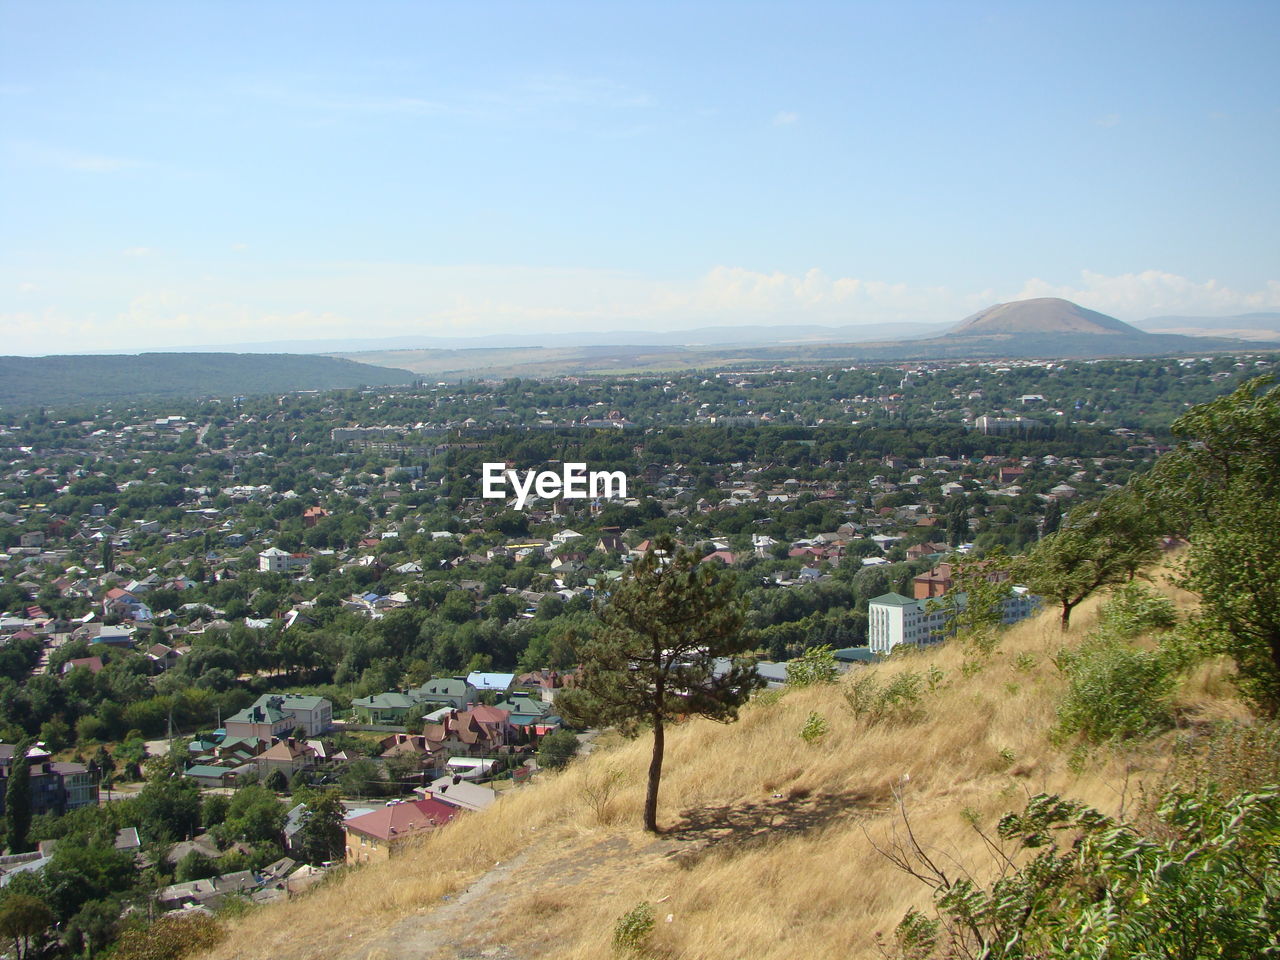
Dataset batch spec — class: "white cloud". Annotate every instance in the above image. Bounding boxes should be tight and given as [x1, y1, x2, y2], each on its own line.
[1010, 270, 1280, 320]
[121, 247, 155, 258]
[3, 264, 1277, 355]
[773, 111, 800, 126]
[1096, 113, 1121, 128]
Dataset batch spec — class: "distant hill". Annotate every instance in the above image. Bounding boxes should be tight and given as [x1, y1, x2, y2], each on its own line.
[1135, 311, 1280, 341]
[946, 297, 1140, 336]
[146, 320, 954, 355]
[0, 353, 415, 409]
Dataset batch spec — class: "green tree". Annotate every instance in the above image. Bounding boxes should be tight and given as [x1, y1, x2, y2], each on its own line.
[1014, 515, 1155, 631]
[536, 729, 581, 770]
[4, 741, 32, 854]
[558, 540, 761, 832]
[1179, 491, 1280, 710]
[929, 550, 1013, 648]
[0, 893, 53, 960]
[292, 790, 346, 865]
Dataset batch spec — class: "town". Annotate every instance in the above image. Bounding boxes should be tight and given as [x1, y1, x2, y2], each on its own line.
[0, 352, 1273, 949]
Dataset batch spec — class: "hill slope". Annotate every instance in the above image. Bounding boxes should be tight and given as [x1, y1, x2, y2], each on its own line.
[0, 354, 415, 408]
[946, 297, 1140, 336]
[200, 575, 1249, 960]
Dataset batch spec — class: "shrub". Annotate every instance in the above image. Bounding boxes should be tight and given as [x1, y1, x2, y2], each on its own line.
[612, 901, 654, 952]
[1097, 581, 1178, 638]
[1056, 635, 1174, 742]
[112, 914, 225, 960]
[843, 670, 928, 725]
[885, 785, 1280, 960]
[536, 729, 581, 770]
[799, 711, 829, 745]
[786, 645, 839, 687]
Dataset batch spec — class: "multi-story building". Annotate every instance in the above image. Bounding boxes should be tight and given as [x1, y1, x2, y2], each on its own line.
[0, 746, 98, 817]
[868, 588, 1038, 656]
[225, 695, 334, 740]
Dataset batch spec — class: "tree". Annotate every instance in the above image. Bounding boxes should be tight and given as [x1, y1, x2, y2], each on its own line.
[536, 729, 580, 770]
[558, 540, 761, 832]
[1135, 376, 1280, 710]
[0, 893, 53, 960]
[1014, 494, 1159, 631]
[1179, 491, 1280, 710]
[293, 791, 346, 865]
[4, 741, 32, 854]
[928, 550, 1013, 647]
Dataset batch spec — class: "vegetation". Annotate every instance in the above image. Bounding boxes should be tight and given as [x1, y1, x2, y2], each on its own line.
[558, 539, 760, 831]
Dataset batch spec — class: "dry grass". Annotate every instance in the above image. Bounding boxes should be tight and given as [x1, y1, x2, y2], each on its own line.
[199, 579, 1251, 960]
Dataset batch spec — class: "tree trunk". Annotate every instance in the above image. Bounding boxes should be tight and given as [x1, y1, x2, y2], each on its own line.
[644, 717, 665, 833]
[1060, 601, 1073, 631]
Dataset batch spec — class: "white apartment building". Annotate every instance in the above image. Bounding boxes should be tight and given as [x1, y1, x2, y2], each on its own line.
[868, 587, 1038, 656]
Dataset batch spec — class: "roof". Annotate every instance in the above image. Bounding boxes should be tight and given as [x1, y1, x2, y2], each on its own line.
[253, 693, 329, 712]
[343, 798, 460, 842]
[226, 704, 288, 725]
[416, 677, 471, 696]
[184, 764, 235, 779]
[466, 671, 515, 690]
[425, 777, 497, 812]
[868, 592, 917, 607]
[352, 692, 420, 710]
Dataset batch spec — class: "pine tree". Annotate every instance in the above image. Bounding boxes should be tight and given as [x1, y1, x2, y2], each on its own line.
[558, 538, 760, 832]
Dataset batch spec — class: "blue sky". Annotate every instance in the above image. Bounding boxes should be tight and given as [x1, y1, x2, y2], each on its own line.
[3, 1, 1278, 354]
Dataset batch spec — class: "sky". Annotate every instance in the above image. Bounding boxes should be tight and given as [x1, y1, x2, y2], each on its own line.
[2, 1, 1279, 355]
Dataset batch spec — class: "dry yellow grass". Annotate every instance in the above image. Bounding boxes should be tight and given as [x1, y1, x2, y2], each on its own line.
[199, 578, 1248, 960]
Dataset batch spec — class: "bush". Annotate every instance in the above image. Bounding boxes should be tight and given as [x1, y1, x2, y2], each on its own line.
[786, 645, 839, 687]
[887, 785, 1280, 959]
[111, 913, 225, 960]
[536, 729, 581, 770]
[1097, 582, 1178, 638]
[799, 711, 829, 745]
[843, 670, 928, 725]
[612, 900, 654, 952]
[1056, 635, 1174, 742]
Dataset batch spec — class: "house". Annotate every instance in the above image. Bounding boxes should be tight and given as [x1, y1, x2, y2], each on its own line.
[183, 764, 247, 789]
[422, 707, 512, 757]
[421, 775, 497, 812]
[61, 656, 105, 675]
[255, 738, 316, 780]
[90, 625, 136, 648]
[412, 677, 475, 712]
[351, 692, 424, 725]
[223, 703, 295, 742]
[258, 548, 311, 574]
[302, 506, 329, 528]
[248, 694, 333, 736]
[343, 798, 461, 864]
[0, 746, 98, 816]
[465, 671, 515, 694]
[492, 695, 560, 735]
[146, 643, 183, 671]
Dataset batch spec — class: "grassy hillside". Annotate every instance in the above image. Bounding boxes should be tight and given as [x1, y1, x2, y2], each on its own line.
[0, 353, 415, 408]
[198, 570, 1258, 960]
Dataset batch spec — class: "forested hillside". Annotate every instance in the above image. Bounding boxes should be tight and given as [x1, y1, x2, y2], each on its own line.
[0, 354, 414, 408]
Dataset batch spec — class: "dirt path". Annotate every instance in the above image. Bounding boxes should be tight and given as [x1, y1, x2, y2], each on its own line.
[354, 851, 533, 960]
[351, 833, 654, 960]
